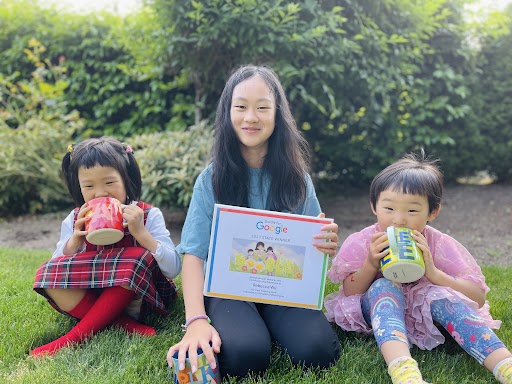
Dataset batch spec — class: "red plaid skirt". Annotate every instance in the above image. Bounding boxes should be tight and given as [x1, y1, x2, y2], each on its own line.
[33, 247, 177, 316]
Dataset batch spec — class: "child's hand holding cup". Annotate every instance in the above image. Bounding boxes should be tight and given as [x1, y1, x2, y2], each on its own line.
[170, 347, 221, 384]
[380, 226, 425, 283]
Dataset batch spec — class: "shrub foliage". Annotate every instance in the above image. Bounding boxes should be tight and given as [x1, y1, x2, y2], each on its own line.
[0, 0, 511, 214]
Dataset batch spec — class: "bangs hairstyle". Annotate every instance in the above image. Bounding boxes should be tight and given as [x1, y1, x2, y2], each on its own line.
[370, 151, 444, 214]
[212, 65, 309, 212]
[62, 137, 142, 206]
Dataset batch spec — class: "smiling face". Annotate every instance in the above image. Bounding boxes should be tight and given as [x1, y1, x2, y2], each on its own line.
[78, 165, 127, 204]
[372, 189, 440, 233]
[230, 75, 276, 165]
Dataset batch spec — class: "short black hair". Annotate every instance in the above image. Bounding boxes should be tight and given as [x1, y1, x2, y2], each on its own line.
[62, 137, 142, 206]
[370, 150, 443, 214]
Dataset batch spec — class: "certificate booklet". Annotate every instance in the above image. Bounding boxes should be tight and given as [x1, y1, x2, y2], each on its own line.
[203, 204, 332, 310]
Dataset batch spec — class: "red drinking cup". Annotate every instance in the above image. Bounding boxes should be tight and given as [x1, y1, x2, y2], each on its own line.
[85, 197, 125, 245]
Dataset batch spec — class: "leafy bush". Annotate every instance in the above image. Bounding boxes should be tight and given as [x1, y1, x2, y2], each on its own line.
[0, 36, 210, 215]
[2, 0, 511, 198]
[133, 121, 213, 209]
[0, 120, 78, 215]
[469, 6, 512, 183]
[0, 119, 213, 215]
[0, 0, 196, 139]
[0, 38, 83, 215]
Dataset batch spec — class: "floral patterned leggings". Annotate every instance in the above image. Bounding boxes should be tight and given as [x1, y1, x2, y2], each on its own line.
[361, 278, 505, 364]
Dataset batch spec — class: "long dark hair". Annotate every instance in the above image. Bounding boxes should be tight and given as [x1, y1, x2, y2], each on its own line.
[212, 65, 309, 211]
[62, 137, 142, 206]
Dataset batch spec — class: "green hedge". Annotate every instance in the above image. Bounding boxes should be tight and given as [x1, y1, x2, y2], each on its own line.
[1, 0, 511, 216]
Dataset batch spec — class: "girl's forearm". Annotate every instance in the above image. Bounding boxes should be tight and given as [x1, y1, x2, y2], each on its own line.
[343, 260, 379, 296]
[182, 254, 207, 319]
[63, 236, 83, 255]
[131, 228, 158, 253]
[431, 271, 486, 308]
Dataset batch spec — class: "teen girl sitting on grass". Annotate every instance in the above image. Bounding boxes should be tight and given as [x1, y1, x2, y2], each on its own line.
[166, 65, 340, 379]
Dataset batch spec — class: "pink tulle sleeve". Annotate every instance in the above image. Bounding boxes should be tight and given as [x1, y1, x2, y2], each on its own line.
[426, 228, 489, 293]
[327, 225, 376, 283]
[324, 225, 378, 334]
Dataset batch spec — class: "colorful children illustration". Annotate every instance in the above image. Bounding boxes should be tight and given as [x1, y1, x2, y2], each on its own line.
[266, 246, 277, 261]
[230, 239, 304, 280]
[254, 242, 266, 262]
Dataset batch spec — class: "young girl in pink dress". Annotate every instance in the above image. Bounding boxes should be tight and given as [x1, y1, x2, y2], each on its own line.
[32, 137, 181, 356]
[325, 151, 512, 383]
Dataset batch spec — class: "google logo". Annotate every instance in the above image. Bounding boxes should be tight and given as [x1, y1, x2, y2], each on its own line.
[256, 221, 288, 235]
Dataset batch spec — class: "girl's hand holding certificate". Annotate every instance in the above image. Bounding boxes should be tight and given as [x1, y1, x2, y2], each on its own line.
[313, 212, 339, 257]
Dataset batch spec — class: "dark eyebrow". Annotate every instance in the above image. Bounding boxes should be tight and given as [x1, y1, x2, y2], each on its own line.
[80, 175, 119, 183]
[381, 198, 423, 206]
[232, 97, 273, 103]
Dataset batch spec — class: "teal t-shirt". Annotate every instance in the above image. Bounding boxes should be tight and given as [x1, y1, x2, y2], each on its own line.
[176, 163, 322, 260]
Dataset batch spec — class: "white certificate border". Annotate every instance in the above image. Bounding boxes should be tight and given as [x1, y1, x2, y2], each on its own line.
[204, 204, 331, 310]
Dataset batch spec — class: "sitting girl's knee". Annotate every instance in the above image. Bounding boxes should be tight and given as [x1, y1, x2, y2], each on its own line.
[368, 278, 404, 302]
[289, 345, 339, 369]
[219, 341, 270, 378]
[370, 277, 395, 290]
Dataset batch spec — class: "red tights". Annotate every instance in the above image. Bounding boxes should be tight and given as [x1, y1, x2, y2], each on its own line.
[31, 286, 155, 356]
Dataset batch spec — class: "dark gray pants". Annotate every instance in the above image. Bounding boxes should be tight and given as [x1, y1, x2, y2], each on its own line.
[205, 297, 341, 378]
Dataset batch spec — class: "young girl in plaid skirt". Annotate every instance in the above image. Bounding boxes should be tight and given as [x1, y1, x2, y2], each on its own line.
[31, 137, 181, 356]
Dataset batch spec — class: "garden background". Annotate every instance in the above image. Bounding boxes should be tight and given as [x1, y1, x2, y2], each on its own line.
[0, 0, 511, 382]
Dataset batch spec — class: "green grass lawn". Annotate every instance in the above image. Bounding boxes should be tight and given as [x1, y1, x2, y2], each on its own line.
[1, 248, 510, 383]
